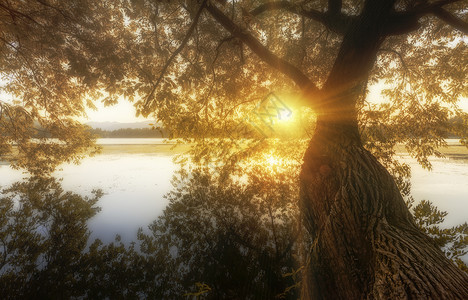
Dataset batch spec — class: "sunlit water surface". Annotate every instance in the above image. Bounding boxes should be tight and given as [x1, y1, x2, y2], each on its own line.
[1, 139, 467, 246]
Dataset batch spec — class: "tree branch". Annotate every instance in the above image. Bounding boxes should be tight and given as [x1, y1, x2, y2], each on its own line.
[250, 1, 300, 16]
[206, 3, 316, 92]
[34, 0, 72, 21]
[0, 3, 42, 25]
[387, 0, 467, 36]
[385, 12, 422, 36]
[432, 7, 468, 35]
[250, 1, 327, 24]
[379, 48, 408, 71]
[144, 0, 207, 109]
[425, 0, 462, 7]
[249, 1, 350, 34]
[328, 0, 342, 15]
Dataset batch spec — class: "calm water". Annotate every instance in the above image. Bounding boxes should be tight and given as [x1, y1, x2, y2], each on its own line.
[1, 138, 467, 244]
[1, 138, 177, 243]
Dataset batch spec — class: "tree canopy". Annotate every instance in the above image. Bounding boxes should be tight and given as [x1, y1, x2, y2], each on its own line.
[1, 0, 467, 174]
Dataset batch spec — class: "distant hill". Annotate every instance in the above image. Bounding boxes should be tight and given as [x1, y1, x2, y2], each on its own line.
[85, 121, 169, 138]
[85, 121, 156, 130]
[89, 127, 169, 138]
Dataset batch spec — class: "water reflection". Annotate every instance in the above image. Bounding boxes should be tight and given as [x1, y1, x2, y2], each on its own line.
[0, 177, 101, 298]
[1, 164, 303, 298]
[143, 158, 303, 299]
[1, 153, 176, 244]
[1, 139, 467, 298]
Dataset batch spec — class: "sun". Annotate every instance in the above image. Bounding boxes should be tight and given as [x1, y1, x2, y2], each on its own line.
[277, 109, 293, 122]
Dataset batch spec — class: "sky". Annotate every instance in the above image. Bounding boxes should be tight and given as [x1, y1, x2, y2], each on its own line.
[82, 87, 468, 123]
[2, 83, 467, 123]
[83, 99, 152, 123]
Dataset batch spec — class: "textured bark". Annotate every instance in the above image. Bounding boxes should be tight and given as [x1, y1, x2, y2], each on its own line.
[299, 1, 468, 297]
[300, 117, 468, 299]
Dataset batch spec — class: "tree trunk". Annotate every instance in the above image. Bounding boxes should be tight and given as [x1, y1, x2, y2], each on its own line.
[300, 108, 468, 299]
[298, 0, 468, 297]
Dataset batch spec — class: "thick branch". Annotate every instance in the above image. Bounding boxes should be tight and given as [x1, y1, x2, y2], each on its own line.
[249, 1, 326, 20]
[144, 0, 207, 108]
[249, 1, 351, 34]
[206, 3, 317, 93]
[385, 12, 422, 36]
[425, 0, 462, 7]
[386, 0, 467, 36]
[328, 0, 342, 15]
[250, 1, 327, 25]
[433, 7, 468, 34]
[249, 1, 291, 16]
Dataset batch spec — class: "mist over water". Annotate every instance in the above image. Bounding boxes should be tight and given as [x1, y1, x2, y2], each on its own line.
[1, 138, 467, 243]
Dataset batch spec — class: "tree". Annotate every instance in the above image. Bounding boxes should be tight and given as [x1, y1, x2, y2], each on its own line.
[1, 0, 468, 298]
[121, 0, 468, 298]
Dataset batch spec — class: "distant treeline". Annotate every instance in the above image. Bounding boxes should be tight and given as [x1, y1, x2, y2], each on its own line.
[89, 128, 169, 138]
[28, 115, 466, 139]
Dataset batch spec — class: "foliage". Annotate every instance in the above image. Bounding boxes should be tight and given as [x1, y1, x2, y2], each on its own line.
[0, 161, 302, 299]
[137, 141, 304, 299]
[0, 177, 101, 299]
[0, 177, 166, 299]
[0, 102, 99, 176]
[412, 200, 468, 270]
[0, 0, 129, 175]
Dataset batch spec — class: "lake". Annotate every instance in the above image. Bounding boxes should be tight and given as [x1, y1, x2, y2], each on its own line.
[1, 138, 467, 246]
